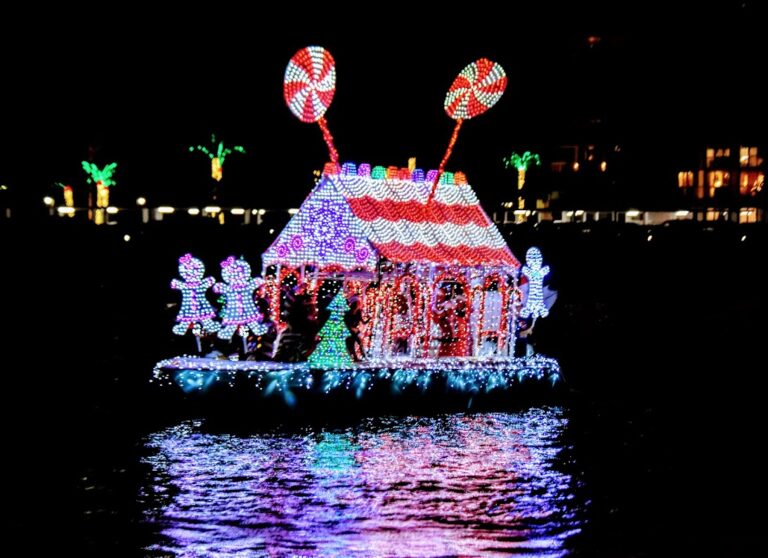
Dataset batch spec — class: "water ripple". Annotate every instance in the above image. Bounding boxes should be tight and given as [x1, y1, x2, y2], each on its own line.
[141, 408, 584, 557]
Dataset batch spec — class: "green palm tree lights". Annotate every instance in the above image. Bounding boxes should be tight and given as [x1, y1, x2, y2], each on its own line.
[82, 161, 117, 208]
[503, 151, 541, 191]
[189, 134, 245, 182]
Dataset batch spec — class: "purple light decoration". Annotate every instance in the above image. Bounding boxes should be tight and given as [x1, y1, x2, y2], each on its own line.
[301, 198, 349, 259]
[213, 256, 268, 340]
[141, 409, 583, 556]
[262, 177, 377, 270]
[170, 253, 220, 336]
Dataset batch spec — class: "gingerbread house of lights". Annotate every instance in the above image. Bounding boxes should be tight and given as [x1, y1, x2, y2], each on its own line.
[153, 46, 561, 402]
[261, 161, 521, 361]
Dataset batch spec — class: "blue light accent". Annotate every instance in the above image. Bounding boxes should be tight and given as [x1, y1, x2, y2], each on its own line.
[155, 355, 561, 400]
[174, 370, 218, 393]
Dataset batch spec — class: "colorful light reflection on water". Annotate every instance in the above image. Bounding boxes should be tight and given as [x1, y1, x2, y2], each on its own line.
[141, 408, 583, 557]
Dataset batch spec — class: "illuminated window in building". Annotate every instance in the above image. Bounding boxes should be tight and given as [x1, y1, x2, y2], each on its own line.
[740, 171, 765, 195]
[707, 148, 732, 167]
[740, 146, 761, 167]
[707, 170, 730, 196]
[706, 149, 715, 168]
[678, 171, 694, 188]
[739, 208, 758, 224]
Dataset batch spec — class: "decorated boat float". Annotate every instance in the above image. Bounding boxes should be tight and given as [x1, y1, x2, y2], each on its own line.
[152, 47, 562, 411]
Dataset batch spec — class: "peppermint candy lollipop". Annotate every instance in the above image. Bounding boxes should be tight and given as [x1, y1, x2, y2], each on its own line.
[444, 58, 507, 120]
[284, 46, 339, 163]
[428, 58, 507, 203]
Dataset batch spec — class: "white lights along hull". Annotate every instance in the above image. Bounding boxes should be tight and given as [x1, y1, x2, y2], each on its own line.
[152, 355, 563, 411]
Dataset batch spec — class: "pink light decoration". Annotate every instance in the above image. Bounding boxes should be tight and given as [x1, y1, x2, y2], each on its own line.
[428, 58, 507, 203]
[284, 46, 339, 163]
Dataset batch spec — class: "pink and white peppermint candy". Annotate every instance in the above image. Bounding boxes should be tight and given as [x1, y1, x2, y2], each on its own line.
[444, 58, 507, 120]
[284, 46, 336, 123]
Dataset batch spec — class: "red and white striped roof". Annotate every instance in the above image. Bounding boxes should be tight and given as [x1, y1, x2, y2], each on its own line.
[331, 163, 519, 268]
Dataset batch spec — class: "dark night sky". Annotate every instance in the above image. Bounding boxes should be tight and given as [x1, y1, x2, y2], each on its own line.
[0, 1, 764, 212]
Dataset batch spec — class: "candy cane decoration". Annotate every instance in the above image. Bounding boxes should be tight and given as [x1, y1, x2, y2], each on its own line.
[283, 46, 339, 164]
[428, 58, 507, 203]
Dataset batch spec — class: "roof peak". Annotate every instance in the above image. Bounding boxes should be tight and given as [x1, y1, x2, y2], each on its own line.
[323, 162, 468, 186]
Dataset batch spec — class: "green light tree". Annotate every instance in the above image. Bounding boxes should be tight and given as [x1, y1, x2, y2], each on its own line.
[82, 161, 118, 208]
[307, 293, 353, 369]
[189, 134, 245, 182]
[503, 151, 541, 191]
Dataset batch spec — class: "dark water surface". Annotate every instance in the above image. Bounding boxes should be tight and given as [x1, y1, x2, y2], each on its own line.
[139, 410, 581, 557]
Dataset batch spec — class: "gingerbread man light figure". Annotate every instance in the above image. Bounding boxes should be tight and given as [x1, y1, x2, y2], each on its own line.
[213, 256, 268, 341]
[170, 253, 220, 337]
[521, 247, 550, 320]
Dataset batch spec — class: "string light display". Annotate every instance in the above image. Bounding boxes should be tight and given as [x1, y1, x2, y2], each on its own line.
[387, 274, 422, 356]
[262, 177, 377, 270]
[503, 151, 541, 191]
[156, 53, 562, 396]
[56, 182, 74, 208]
[444, 58, 507, 120]
[521, 247, 550, 320]
[189, 134, 245, 182]
[153, 354, 561, 400]
[284, 46, 339, 163]
[82, 161, 117, 208]
[265, 164, 517, 269]
[171, 254, 221, 336]
[260, 162, 526, 361]
[307, 292, 354, 369]
[429, 58, 507, 203]
[477, 273, 511, 354]
[213, 256, 268, 340]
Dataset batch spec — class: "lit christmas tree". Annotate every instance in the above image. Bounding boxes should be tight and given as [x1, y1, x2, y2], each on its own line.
[307, 292, 353, 369]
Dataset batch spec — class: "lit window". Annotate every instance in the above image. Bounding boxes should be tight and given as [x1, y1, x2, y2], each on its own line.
[678, 171, 694, 188]
[740, 146, 761, 167]
[707, 170, 730, 197]
[740, 172, 765, 195]
[739, 208, 757, 224]
[706, 148, 715, 168]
